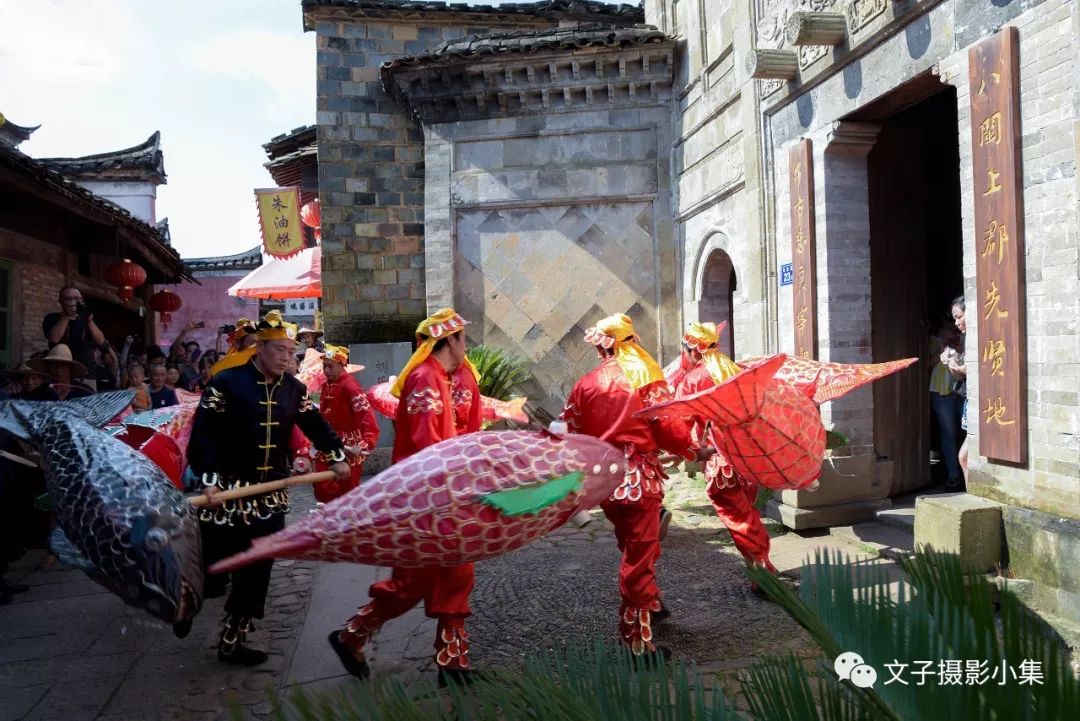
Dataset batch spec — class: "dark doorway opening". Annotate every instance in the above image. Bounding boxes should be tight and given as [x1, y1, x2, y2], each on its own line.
[851, 79, 965, 495]
[699, 248, 736, 358]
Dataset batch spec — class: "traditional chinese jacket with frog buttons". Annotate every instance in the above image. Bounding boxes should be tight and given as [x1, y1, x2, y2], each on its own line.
[392, 356, 482, 463]
[188, 358, 345, 525]
[562, 357, 695, 504]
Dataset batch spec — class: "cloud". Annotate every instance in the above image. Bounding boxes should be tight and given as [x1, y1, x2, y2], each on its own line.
[187, 29, 315, 107]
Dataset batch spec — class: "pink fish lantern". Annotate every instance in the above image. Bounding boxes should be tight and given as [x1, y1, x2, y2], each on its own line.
[638, 354, 916, 490]
[367, 377, 529, 425]
[210, 430, 624, 573]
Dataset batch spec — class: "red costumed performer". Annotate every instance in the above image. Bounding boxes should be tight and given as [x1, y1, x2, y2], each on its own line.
[313, 344, 379, 503]
[328, 308, 484, 685]
[562, 313, 704, 660]
[674, 323, 777, 585]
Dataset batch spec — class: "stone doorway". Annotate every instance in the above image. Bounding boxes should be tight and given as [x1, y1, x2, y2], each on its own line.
[698, 248, 736, 358]
[850, 80, 965, 495]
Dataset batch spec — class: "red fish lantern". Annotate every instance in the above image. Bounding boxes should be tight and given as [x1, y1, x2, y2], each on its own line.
[104, 258, 146, 305]
[149, 288, 182, 330]
[640, 354, 917, 491]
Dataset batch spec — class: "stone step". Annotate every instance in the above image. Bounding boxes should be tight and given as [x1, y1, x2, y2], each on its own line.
[875, 504, 915, 532]
[827, 520, 915, 563]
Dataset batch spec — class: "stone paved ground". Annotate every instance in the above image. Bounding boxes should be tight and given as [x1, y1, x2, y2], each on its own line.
[1, 474, 900, 720]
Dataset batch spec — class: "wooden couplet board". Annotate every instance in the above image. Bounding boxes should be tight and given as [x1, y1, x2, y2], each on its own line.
[789, 139, 817, 359]
[968, 27, 1027, 463]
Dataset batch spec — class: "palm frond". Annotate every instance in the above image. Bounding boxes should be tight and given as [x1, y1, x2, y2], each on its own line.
[467, 345, 533, 401]
[750, 549, 1079, 721]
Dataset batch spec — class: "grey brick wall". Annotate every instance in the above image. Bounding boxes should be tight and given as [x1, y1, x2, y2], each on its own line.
[313, 16, 552, 342]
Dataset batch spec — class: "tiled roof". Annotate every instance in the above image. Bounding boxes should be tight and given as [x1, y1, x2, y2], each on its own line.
[382, 23, 667, 70]
[302, 0, 644, 28]
[185, 245, 263, 272]
[0, 142, 187, 280]
[39, 131, 166, 184]
[263, 125, 316, 160]
[0, 112, 40, 148]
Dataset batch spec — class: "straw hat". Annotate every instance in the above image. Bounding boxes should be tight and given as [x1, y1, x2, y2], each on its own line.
[1, 362, 49, 380]
[297, 326, 323, 338]
[27, 344, 89, 378]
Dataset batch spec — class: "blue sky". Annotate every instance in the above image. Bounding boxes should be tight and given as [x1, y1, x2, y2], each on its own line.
[0, 0, 316, 258]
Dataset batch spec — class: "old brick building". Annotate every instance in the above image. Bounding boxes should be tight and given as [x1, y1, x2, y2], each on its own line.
[0, 118, 187, 367]
[306, 0, 1078, 626]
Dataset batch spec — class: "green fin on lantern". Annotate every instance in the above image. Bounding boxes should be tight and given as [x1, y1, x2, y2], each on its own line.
[479, 472, 583, 516]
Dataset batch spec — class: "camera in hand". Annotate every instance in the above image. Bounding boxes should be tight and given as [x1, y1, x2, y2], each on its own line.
[193, 321, 205, 329]
[218, 324, 236, 334]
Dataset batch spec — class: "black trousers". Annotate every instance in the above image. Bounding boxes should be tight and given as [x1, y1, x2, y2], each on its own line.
[200, 513, 285, 619]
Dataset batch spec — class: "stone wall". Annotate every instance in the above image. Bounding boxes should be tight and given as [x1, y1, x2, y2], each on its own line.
[425, 105, 676, 417]
[760, 0, 1078, 521]
[645, 0, 769, 358]
[311, 14, 550, 343]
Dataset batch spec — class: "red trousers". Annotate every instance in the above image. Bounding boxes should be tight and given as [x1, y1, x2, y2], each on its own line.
[706, 480, 776, 572]
[601, 497, 662, 608]
[366, 563, 475, 619]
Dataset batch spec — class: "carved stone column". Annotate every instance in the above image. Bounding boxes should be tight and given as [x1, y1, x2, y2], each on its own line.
[745, 49, 799, 80]
[785, 11, 848, 46]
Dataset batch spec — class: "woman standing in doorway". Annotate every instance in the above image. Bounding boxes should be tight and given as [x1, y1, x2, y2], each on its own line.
[944, 297, 969, 487]
[929, 318, 965, 487]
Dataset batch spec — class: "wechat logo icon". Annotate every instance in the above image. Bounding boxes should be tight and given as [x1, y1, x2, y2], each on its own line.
[835, 651, 878, 689]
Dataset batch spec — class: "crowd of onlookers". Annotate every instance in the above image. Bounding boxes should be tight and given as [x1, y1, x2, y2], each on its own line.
[2, 286, 227, 410]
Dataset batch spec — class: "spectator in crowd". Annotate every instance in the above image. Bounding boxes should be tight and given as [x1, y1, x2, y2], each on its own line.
[298, 326, 324, 353]
[147, 345, 167, 367]
[42, 286, 104, 389]
[26, 344, 93, 401]
[185, 340, 201, 364]
[191, 355, 214, 393]
[125, 361, 152, 412]
[92, 342, 121, 393]
[165, 365, 181, 389]
[148, 364, 178, 409]
[2, 363, 49, 398]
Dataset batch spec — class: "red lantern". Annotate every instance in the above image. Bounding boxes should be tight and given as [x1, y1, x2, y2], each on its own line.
[300, 199, 320, 229]
[148, 288, 182, 329]
[104, 258, 146, 305]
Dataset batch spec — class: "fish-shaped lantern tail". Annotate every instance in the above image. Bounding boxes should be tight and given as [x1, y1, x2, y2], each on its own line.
[210, 432, 624, 572]
[0, 390, 135, 439]
[0, 390, 204, 632]
[739, 356, 919, 404]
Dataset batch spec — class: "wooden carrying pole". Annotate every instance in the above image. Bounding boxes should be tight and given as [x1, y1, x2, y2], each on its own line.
[186, 471, 337, 508]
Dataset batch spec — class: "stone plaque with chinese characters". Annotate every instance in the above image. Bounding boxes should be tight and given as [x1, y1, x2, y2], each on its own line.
[789, 139, 817, 359]
[969, 27, 1027, 463]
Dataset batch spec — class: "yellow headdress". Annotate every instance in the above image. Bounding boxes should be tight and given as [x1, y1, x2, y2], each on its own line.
[209, 345, 255, 377]
[255, 310, 298, 342]
[228, 317, 257, 349]
[583, 313, 665, 390]
[389, 308, 481, 398]
[681, 320, 740, 384]
[323, 344, 349, 365]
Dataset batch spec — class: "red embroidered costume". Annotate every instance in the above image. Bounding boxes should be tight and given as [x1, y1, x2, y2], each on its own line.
[562, 313, 695, 656]
[332, 308, 483, 682]
[314, 344, 380, 503]
[674, 322, 776, 576]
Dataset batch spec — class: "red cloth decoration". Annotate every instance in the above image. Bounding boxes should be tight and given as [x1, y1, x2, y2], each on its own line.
[114, 424, 184, 489]
[104, 258, 146, 305]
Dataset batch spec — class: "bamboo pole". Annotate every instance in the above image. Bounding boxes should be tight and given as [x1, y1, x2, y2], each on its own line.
[186, 471, 337, 508]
